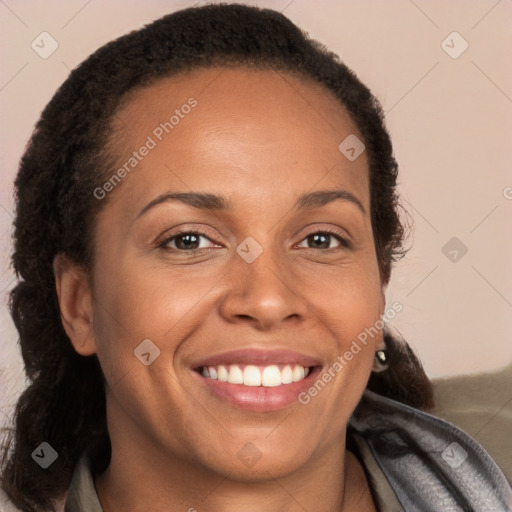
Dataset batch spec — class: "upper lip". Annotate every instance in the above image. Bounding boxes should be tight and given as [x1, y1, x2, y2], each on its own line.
[191, 349, 322, 369]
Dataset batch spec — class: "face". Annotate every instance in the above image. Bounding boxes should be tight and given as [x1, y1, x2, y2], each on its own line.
[59, 67, 386, 480]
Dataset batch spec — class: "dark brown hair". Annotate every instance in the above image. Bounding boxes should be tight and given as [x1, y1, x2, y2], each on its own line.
[1, 4, 433, 511]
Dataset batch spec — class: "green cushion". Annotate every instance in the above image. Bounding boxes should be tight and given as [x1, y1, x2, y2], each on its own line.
[431, 362, 512, 483]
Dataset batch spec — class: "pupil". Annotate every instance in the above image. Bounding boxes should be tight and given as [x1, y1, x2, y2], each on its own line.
[310, 234, 329, 249]
[177, 234, 199, 250]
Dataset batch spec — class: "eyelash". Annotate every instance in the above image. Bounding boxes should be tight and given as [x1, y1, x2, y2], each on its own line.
[157, 227, 351, 252]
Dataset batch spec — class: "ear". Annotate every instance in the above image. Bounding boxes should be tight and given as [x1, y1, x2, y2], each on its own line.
[53, 253, 97, 356]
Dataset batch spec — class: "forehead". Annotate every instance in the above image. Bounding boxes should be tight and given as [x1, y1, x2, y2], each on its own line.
[104, 67, 369, 213]
[113, 66, 361, 144]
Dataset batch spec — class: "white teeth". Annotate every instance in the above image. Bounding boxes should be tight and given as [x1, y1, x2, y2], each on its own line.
[243, 365, 262, 386]
[201, 363, 311, 387]
[292, 365, 305, 382]
[261, 365, 282, 387]
[228, 365, 244, 384]
[281, 365, 293, 384]
[217, 365, 228, 382]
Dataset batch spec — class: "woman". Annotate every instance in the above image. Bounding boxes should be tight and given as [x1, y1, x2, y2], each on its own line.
[1, 4, 510, 511]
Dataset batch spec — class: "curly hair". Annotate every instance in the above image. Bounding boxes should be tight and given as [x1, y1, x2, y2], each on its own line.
[1, 3, 433, 511]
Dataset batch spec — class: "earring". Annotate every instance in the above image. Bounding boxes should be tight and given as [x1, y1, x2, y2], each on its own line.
[372, 349, 389, 373]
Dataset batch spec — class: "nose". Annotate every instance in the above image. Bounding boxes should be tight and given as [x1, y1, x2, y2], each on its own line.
[218, 245, 308, 331]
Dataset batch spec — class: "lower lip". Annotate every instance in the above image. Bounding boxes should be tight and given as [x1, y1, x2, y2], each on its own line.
[194, 367, 320, 412]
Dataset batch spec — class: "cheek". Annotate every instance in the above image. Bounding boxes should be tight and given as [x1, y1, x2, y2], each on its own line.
[293, 263, 382, 447]
[319, 267, 382, 375]
[89, 264, 192, 430]
[294, 256, 382, 384]
[296, 256, 383, 339]
[90, 257, 216, 380]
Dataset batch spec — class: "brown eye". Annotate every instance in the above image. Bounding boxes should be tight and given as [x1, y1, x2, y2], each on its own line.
[159, 231, 219, 251]
[297, 231, 349, 250]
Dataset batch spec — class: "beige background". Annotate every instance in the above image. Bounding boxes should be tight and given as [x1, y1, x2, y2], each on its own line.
[0, 0, 511, 494]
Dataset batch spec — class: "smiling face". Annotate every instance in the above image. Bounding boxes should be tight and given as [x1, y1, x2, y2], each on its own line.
[58, 67, 386, 482]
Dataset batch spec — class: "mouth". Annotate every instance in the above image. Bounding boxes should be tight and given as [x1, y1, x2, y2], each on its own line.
[191, 349, 322, 411]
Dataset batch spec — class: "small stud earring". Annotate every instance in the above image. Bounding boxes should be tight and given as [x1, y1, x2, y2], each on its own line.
[373, 349, 389, 373]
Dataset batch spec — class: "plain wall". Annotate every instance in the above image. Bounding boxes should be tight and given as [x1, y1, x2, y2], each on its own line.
[1, 0, 511, 439]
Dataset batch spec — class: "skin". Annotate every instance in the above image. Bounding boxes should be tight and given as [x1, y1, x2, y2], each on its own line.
[54, 67, 387, 511]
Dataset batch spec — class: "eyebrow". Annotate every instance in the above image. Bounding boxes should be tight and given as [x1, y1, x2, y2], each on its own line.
[136, 188, 366, 219]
